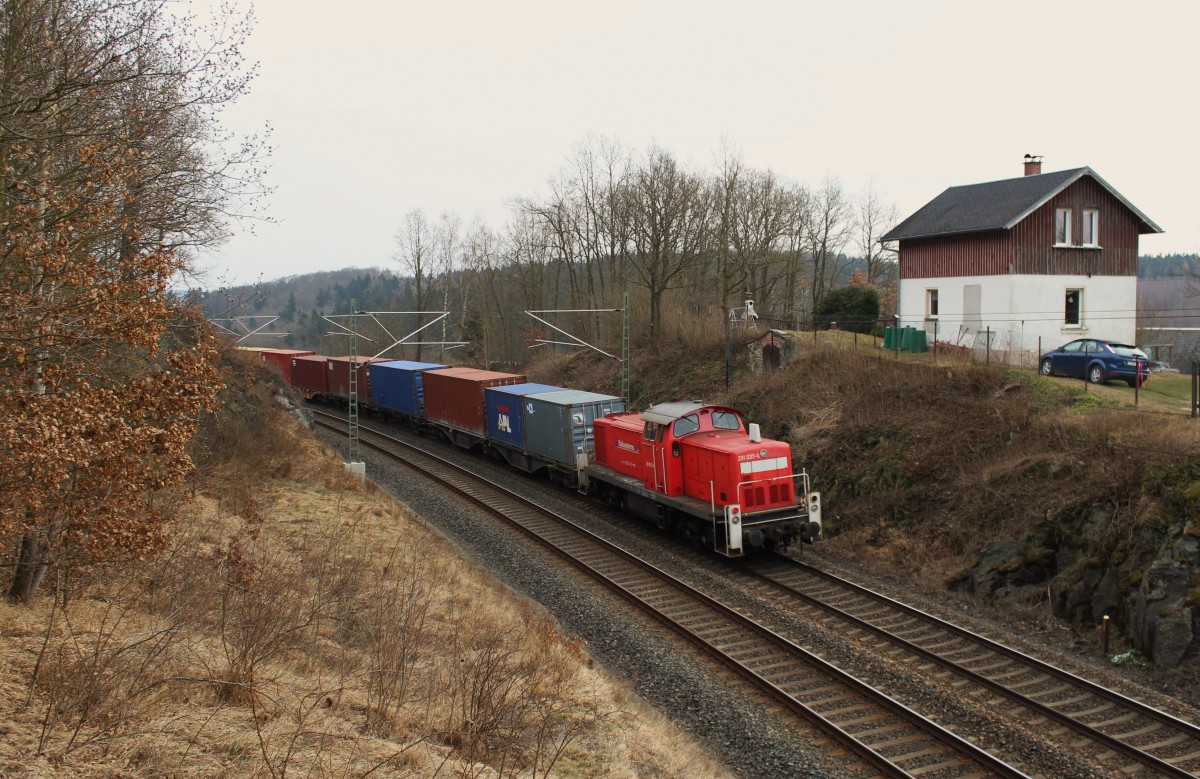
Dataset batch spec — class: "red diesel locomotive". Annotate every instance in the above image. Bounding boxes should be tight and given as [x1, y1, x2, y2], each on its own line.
[584, 401, 821, 555]
[250, 347, 821, 557]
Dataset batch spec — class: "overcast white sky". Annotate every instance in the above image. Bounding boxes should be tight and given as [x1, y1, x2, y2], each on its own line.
[195, 0, 1200, 288]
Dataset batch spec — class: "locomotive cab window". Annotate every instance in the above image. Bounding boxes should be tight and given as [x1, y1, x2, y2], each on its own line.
[673, 414, 700, 437]
[643, 422, 660, 441]
[711, 411, 741, 430]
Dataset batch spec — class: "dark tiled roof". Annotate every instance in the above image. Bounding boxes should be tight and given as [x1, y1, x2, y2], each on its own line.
[882, 167, 1162, 242]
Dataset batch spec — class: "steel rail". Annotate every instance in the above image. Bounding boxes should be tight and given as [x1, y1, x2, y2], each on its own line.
[312, 411, 1028, 779]
[749, 555, 1200, 777]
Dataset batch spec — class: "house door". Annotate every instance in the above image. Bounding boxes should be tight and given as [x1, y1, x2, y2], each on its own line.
[963, 284, 982, 334]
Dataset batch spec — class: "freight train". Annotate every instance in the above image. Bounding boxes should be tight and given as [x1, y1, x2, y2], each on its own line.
[248, 348, 822, 556]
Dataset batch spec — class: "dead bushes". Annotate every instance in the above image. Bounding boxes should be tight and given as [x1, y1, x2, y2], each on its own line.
[731, 341, 1199, 592]
[15, 469, 605, 777]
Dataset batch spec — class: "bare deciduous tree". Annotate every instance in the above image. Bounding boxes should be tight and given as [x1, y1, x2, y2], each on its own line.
[1, 0, 264, 601]
[392, 209, 432, 360]
[779, 184, 812, 324]
[625, 147, 709, 346]
[805, 177, 854, 318]
[856, 184, 899, 287]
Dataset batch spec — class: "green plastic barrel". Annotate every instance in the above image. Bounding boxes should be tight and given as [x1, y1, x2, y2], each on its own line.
[884, 327, 895, 349]
[909, 328, 928, 353]
[899, 326, 914, 351]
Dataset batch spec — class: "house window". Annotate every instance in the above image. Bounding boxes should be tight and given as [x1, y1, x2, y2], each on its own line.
[1081, 209, 1099, 246]
[1065, 288, 1082, 326]
[925, 288, 939, 318]
[1055, 208, 1072, 245]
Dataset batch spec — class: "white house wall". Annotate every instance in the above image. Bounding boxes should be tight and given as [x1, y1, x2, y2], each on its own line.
[899, 275, 1137, 363]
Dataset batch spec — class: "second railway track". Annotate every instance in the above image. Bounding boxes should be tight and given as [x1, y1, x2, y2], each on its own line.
[314, 409, 1027, 778]
[739, 555, 1200, 778]
[314, 408, 1200, 777]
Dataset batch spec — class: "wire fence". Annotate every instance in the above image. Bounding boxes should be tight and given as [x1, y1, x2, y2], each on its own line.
[740, 314, 1200, 421]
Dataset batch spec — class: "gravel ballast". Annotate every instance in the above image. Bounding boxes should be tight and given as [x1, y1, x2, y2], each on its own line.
[321, 421, 1200, 779]
[321, 427, 857, 779]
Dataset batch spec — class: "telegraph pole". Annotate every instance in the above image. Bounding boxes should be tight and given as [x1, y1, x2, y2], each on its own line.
[347, 300, 361, 470]
[622, 291, 630, 401]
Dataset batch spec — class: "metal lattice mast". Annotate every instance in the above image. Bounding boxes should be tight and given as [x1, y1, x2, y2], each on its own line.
[347, 300, 360, 462]
[622, 291, 630, 401]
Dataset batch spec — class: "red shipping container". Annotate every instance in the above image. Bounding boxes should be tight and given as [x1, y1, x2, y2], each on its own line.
[423, 368, 526, 437]
[290, 355, 329, 395]
[260, 349, 315, 384]
[326, 356, 383, 404]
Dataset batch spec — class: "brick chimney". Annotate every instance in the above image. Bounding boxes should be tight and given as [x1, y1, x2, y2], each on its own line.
[1023, 154, 1043, 176]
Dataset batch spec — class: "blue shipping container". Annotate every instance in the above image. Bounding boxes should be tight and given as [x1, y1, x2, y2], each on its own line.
[369, 360, 449, 417]
[523, 389, 626, 468]
[485, 383, 564, 450]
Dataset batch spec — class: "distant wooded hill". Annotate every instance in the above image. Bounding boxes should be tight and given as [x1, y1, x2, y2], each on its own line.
[199, 254, 1198, 357]
[199, 267, 403, 351]
[1140, 254, 1200, 279]
[1139, 254, 1199, 328]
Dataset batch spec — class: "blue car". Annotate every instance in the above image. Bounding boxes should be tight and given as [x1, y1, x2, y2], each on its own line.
[1039, 339, 1150, 387]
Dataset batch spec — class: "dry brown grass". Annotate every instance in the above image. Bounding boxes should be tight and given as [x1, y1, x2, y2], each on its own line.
[1, 366, 733, 778]
[721, 339, 1200, 594]
[527, 330, 1198, 597]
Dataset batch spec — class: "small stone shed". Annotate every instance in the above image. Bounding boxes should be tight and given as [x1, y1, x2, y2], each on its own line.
[748, 329, 801, 374]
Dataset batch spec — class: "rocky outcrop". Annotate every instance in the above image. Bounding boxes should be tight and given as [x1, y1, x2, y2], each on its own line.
[1129, 545, 1197, 669]
[954, 509, 1199, 670]
[277, 392, 314, 429]
[951, 527, 1057, 604]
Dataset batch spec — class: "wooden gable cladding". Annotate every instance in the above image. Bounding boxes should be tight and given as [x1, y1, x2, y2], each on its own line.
[899, 230, 1010, 280]
[899, 176, 1141, 280]
[1010, 177, 1139, 276]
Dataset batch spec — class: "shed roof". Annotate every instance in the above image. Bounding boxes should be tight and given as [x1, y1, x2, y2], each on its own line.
[881, 168, 1162, 242]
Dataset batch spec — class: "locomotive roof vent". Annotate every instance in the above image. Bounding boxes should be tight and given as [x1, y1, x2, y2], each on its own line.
[748, 423, 762, 443]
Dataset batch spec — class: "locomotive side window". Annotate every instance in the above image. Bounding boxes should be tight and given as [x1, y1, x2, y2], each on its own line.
[711, 411, 741, 430]
[673, 414, 700, 437]
[643, 422, 659, 441]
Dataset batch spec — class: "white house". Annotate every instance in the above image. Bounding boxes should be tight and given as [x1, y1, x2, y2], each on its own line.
[881, 157, 1162, 361]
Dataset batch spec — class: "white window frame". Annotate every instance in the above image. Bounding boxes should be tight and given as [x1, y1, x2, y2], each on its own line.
[1064, 288, 1083, 327]
[1081, 209, 1099, 247]
[1054, 208, 1072, 246]
[925, 288, 939, 319]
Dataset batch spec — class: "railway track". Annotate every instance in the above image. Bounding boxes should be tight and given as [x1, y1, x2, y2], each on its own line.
[313, 410, 1027, 778]
[738, 556, 1200, 778]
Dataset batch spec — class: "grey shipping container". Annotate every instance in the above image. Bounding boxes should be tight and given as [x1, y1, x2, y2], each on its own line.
[522, 389, 626, 469]
[369, 360, 449, 417]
